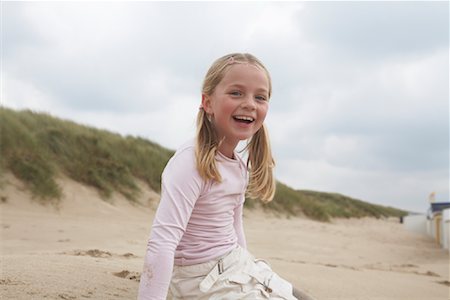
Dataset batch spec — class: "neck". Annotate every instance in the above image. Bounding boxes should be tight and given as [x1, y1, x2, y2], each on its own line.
[217, 138, 238, 159]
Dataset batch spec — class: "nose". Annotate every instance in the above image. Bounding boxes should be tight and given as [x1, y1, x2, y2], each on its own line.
[241, 95, 256, 110]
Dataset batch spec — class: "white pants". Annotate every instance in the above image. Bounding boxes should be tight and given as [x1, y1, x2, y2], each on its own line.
[169, 246, 298, 300]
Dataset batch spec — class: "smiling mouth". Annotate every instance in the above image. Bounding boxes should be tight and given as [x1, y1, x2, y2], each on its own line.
[233, 115, 255, 124]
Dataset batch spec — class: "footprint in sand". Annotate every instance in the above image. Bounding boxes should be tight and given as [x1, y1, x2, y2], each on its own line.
[364, 263, 440, 277]
[62, 249, 113, 258]
[81, 291, 94, 298]
[113, 270, 141, 282]
[58, 293, 76, 299]
[57, 238, 71, 243]
[0, 278, 25, 285]
[61, 249, 138, 259]
[399, 263, 418, 268]
[421, 270, 440, 277]
[121, 252, 138, 258]
[437, 280, 450, 286]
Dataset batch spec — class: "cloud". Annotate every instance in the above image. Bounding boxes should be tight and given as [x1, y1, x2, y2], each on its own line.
[57, 94, 199, 150]
[3, 1, 448, 212]
[275, 158, 448, 213]
[298, 2, 449, 60]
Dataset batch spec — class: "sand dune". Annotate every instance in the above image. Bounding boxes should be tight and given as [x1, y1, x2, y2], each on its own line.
[1, 174, 448, 299]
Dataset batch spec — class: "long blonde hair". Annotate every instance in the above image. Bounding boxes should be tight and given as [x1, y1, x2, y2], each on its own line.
[196, 53, 275, 203]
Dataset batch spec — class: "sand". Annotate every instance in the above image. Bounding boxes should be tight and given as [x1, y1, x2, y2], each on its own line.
[1, 174, 449, 300]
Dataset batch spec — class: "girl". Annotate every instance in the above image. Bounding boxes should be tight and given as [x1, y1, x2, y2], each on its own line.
[138, 53, 311, 299]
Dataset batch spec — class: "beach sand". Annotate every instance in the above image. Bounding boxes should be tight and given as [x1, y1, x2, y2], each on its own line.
[1, 174, 449, 300]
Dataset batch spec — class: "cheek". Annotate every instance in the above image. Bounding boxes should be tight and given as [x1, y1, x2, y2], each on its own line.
[224, 101, 237, 114]
[257, 105, 269, 122]
[214, 99, 233, 115]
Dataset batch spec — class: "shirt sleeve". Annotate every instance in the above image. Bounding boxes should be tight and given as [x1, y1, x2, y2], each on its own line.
[138, 149, 204, 300]
[233, 195, 247, 249]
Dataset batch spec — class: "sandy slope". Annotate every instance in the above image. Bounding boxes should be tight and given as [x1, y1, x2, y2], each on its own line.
[1, 174, 449, 300]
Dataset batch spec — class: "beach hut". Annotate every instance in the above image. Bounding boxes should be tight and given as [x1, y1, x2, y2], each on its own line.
[442, 208, 450, 250]
[426, 202, 450, 249]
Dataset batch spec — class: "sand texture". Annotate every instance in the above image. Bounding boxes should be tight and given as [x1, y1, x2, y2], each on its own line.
[1, 174, 449, 300]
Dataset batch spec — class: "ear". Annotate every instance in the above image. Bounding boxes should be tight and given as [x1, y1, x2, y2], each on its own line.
[201, 94, 213, 115]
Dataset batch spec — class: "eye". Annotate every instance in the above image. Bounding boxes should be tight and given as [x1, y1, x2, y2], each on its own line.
[229, 91, 242, 97]
[255, 95, 268, 101]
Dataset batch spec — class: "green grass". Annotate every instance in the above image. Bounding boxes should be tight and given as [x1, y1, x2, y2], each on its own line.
[1, 107, 408, 221]
[0, 107, 173, 202]
[244, 183, 406, 222]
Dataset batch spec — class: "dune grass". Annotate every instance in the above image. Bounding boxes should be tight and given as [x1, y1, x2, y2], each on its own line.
[1, 107, 407, 220]
[0, 107, 173, 202]
[244, 182, 406, 222]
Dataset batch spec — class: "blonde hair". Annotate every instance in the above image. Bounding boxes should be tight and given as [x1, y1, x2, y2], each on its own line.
[196, 53, 276, 203]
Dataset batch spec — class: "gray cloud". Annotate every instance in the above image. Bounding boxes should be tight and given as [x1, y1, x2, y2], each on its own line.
[298, 2, 449, 60]
[4, 1, 448, 212]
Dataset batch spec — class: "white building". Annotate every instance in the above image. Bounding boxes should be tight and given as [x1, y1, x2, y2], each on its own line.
[426, 202, 450, 250]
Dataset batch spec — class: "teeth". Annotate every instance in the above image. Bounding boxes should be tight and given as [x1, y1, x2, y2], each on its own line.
[234, 115, 254, 122]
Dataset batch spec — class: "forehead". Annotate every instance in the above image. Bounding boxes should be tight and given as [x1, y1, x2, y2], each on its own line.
[219, 64, 269, 92]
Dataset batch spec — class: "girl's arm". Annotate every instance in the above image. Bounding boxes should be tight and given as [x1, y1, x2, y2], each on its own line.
[138, 149, 203, 300]
[233, 196, 247, 249]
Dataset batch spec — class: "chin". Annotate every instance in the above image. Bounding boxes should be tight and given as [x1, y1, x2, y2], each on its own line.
[227, 129, 258, 142]
[236, 133, 255, 141]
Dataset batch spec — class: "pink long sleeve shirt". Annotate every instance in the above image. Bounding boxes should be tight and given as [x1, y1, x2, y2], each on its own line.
[138, 140, 248, 299]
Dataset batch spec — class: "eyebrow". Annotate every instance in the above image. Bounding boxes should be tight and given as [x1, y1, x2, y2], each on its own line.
[227, 84, 269, 94]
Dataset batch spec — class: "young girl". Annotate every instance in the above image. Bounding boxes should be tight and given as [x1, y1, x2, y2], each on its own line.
[138, 53, 310, 300]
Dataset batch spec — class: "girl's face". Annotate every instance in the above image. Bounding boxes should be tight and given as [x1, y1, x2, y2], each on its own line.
[202, 63, 270, 153]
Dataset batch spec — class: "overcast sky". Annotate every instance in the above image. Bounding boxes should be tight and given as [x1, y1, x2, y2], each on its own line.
[3, 1, 449, 213]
